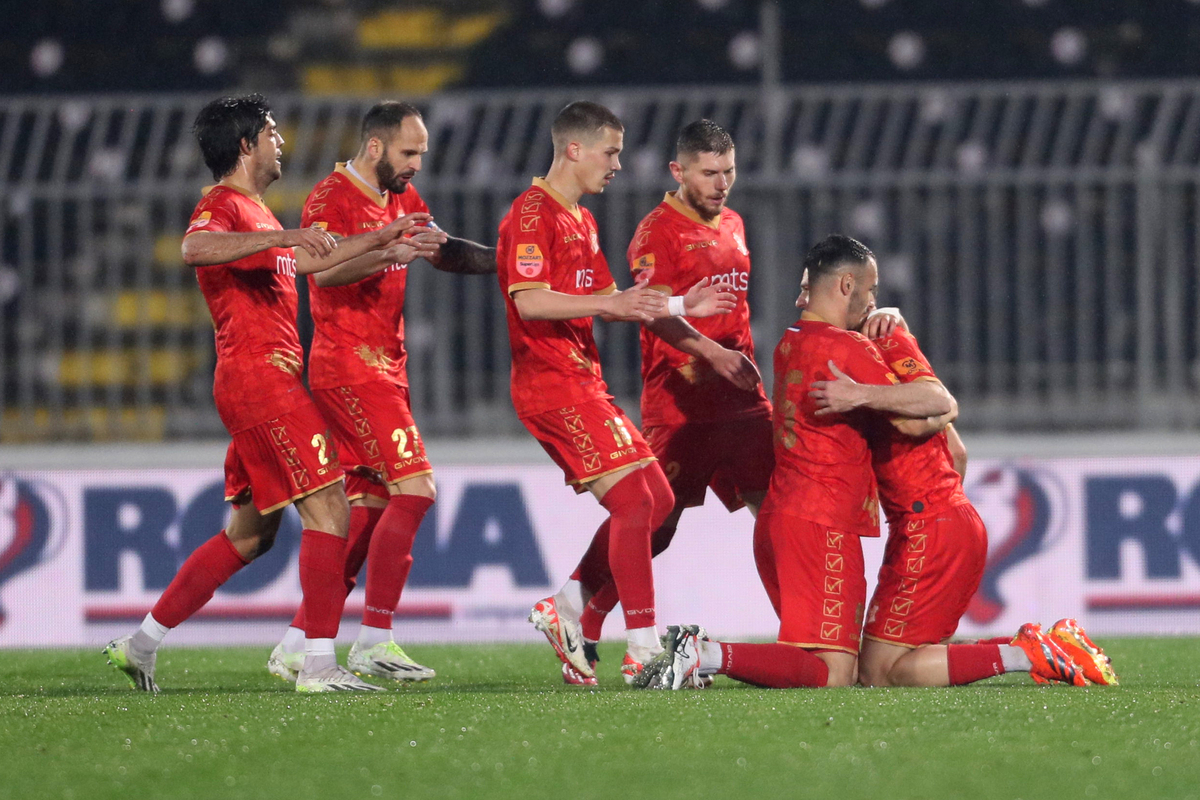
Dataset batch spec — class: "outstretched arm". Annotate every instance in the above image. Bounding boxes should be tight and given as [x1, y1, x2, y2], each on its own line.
[183, 227, 337, 267]
[513, 283, 666, 323]
[427, 236, 497, 275]
[811, 362, 955, 418]
[645, 317, 761, 391]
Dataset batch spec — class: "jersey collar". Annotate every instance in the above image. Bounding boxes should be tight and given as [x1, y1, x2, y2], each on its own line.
[204, 182, 269, 212]
[532, 177, 583, 222]
[336, 161, 389, 208]
[663, 191, 721, 230]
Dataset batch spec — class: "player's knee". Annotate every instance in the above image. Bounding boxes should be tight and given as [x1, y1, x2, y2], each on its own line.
[642, 466, 675, 528]
[393, 473, 436, 502]
[249, 528, 278, 559]
[856, 657, 894, 688]
[816, 652, 858, 687]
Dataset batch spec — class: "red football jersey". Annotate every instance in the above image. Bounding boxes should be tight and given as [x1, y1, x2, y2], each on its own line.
[628, 192, 771, 426]
[302, 163, 431, 390]
[868, 328, 969, 523]
[497, 178, 616, 417]
[186, 184, 309, 434]
[761, 317, 899, 536]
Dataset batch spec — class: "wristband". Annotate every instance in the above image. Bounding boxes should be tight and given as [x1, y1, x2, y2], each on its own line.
[668, 295, 687, 317]
[869, 306, 901, 319]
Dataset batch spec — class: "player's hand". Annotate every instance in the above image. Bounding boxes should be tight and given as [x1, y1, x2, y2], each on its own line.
[607, 276, 668, 322]
[861, 307, 906, 339]
[682, 277, 737, 318]
[708, 347, 761, 391]
[810, 361, 869, 415]
[382, 228, 447, 265]
[282, 226, 337, 258]
[377, 212, 434, 246]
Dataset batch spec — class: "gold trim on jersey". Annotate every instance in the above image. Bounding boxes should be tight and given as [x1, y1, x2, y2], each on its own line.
[800, 310, 832, 324]
[862, 633, 920, 650]
[532, 177, 583, 222]
[592, 282, 617, 296]
[568, 456, 658, 487]
[204, 182, 271, 212]
[335, 162, 390, 209]
[508, 280, 552, 296]
[236, 473, 347, 515]
[663, 190, 721, 230]
[777, 639, 860, 655]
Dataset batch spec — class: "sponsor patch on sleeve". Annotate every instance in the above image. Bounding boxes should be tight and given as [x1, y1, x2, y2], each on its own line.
[631, 252, 656, 283]
[515, 243, 544, 278]
[186, 211, 212, 232]
[889, 357, 933, 377]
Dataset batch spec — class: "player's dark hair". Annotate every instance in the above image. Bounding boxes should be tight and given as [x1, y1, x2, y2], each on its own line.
[676, 119, 734, 160]
[551, 101, 623, 151]
[803, 234, 875, 286]
[361, 100, 423, 143]
[193, 94, 273, 181]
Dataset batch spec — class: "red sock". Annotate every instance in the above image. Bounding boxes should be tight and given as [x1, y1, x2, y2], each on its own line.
[151, 531, 249, 628]
[640, 463, 676, 531]
[581, 584, 618, 641]
[362, 494, 434, 629]
[290, 505, 382, 631]
[975, 636, 1012, 645]
[298, 529, 348, 639]
[947, 644, 1005, 684]
[571, 518, 611, 592]
[600, 470, 656, 630]
[579, 523, 677, 641]
[718, 642, 829, 688]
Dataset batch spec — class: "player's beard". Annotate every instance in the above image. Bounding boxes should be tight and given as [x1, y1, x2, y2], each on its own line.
[681, 183, 722, 221]
[376, 153, 412, 194]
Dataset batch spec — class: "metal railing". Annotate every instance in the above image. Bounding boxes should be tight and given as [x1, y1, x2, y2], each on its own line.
[3, 80, 1200, 441]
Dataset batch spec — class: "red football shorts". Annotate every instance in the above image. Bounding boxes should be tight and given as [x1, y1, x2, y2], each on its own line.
[224, 401, 344, 513]
[311, 381, 433, 503]
[864, 503, 988, 648]
[521, 398, 655, 491]
[756, 510, 867, 655]
[644, 414, 774, 512]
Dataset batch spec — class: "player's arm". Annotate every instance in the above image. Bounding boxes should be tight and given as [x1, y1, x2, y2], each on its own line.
[811, 361, 955, 419]
[945, 423, 967, 478]
[512, 282, 666, 322]
[182, 227, 337, 267]
[645, 317, 760, 391]
[295, 212, 436, 276]
[426, 236, 497, 275]
[312, 227, 446, 287]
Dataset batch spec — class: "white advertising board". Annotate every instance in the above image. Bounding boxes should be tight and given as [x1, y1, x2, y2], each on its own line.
[1, 457, 1198, 648]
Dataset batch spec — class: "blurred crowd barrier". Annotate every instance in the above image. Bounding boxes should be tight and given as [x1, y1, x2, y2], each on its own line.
[4, 81, 1200, 443]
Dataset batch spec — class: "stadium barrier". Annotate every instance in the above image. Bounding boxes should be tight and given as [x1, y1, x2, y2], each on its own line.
[5, 80, 1200, 443]
[2, 455, 1199, 648]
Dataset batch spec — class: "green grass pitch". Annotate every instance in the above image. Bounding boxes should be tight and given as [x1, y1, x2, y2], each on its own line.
[1, 638, 1197, 800]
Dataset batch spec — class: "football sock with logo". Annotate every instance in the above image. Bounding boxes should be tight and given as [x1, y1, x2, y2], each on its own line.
[579, 522, 678, 641]
[362, 494, 433, 630]
[946, 644, 1007, 684]
[289, 505, 382, 636]
[717, 642, 830, 688]
[600, 470, 657, 631]
[298, 529, 348, 640]
[149, 531, 250, 630]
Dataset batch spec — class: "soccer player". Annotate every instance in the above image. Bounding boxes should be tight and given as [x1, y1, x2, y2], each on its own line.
[497, 101, 736, 683]
[808, 282, 1117, 688]
[103, 94, 436, 693]
[565, 120, 772, 683]
[649, 234, 955, 690]
[267, 101, 495, 684]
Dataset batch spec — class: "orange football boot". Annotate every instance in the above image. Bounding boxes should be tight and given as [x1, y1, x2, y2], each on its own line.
[1049, 618, 1119, 686]
[1011, 623, 1089, 686]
